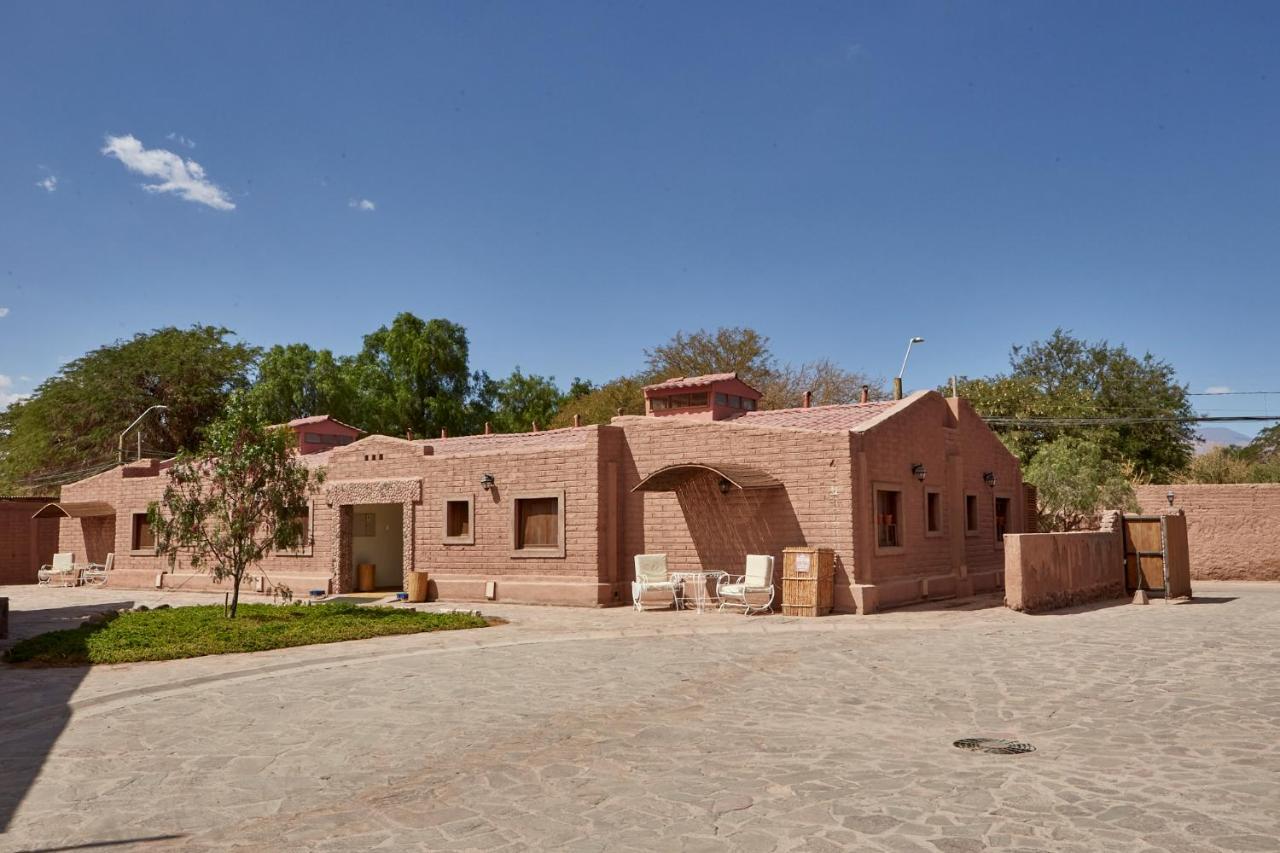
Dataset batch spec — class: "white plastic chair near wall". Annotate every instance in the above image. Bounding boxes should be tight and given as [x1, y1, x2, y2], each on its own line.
[37, 552, 78, 587]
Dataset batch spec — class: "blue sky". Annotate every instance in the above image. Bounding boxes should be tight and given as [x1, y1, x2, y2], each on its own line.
[2, 1, 1278, 427]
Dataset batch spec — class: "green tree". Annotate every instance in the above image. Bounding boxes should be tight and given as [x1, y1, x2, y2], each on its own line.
[488, 368, 565, 433]
[349, 313, 477, 438]
[550, 376, 647, 427]
[148, 394, 323, 618]
[250, 343, 358, 426]
[1025, 436, 1137, 531]
[0, 326, 257, 491]
[643, 326, 775, 387]
[956, 329, 1195, 482]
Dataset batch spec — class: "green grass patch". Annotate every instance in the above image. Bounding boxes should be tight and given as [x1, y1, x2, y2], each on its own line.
[4, 603, 488, 667]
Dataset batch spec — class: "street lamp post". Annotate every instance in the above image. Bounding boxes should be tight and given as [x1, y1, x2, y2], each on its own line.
[893, 337, 925, 400]
[118, 405, 169, 465]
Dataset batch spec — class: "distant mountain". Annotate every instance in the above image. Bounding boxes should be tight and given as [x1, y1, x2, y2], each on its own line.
[1195, 427, 1253, 455]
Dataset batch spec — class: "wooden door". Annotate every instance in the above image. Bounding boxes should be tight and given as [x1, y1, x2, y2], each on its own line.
[1123, 516, 1166, 592]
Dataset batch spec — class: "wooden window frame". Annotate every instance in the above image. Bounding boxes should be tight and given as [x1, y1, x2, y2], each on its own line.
[872, 482, 905, 555]
[994, 494, 1013, 548]
[510, 489, 566, 558]
[964, 492, 980, 537]
[130, 512, 157, 555]
[442, 494, 475, 545]
[924, 488, 944, 538]
[278, 500, 315, 557]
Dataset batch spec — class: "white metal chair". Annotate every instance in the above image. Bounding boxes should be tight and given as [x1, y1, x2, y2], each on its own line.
[37, 552, 79, 587]
[632, 554, 681, 611]
[717, 555, 775, 614]
[81, 553, 114, 587]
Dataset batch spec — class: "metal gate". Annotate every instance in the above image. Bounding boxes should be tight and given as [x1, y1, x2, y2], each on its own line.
[1122, 514, 1193, 598]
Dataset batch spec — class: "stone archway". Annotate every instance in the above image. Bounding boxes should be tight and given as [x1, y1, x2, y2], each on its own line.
[326, 479, 421, 594]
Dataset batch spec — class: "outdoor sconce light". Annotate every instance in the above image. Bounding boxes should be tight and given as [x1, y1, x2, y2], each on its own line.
[718, 478, 732, 495]
[911, 463, 927, 482]
[480, 473, 496, 491]
[983, 472, 997, 489]
[1166, 490, 1175, 507]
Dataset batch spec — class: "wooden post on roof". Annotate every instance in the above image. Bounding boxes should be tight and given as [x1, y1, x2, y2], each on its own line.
[860, 385, 870, 404]
[484, 422, 492, 435]
[440, 428, 448, 439]
[573, 414, 581, 428]
[802, 391, 812, 409]
[406, 429, 414, 441]
[531, 420, 539, 433]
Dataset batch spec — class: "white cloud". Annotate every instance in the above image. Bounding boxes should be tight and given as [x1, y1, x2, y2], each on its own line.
[0, 375, 25, 408]
[36, 174, 57, 192]
[101, 134, 235, 211]
[166, 132, 197, 149]
[1204, 386, 1232, 394]
[0, 307, 9, 317]
[348, 198, 376, 212]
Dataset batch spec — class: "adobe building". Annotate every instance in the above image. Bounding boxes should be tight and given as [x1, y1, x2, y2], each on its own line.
[45, 376, 1025, 613]
[0, 497, 58, 584]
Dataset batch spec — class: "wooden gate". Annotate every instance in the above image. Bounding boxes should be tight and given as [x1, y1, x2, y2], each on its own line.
[1122, 514, 1193, 598]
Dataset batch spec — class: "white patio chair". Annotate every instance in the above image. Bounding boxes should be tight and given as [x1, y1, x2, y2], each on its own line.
[632, 554, 681, 611]
[81, 553, 114, 588]
[37, 553, 79, 587]
[717, 555, 775, 614]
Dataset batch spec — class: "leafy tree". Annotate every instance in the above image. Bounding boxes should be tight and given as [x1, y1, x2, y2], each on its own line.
[1179, 442, 1280, 484]
[1246, 424, 1280, 462]
[0, 326, 257, 491]
[148, 394, 322, 618]
[1024, 437, 1137, 531]
[758, 359, 887, 408]
[349, 313, 477, 438]
[550, 376, 647, 427]
[487, 368, 565, 433]
[955, 329, 1195, 482]
[644, 327, 776, 387]
[250, 343, 359, 426]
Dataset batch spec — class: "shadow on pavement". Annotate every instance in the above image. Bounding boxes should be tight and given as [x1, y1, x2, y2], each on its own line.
[16, 834, 186, 852]
[0, 599, 136, 834]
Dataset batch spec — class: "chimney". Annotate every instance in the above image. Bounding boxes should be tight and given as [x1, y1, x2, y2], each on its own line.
[802, 391, 812, 409]
[531, 420, 539, 433]
[860, 385, 870, 404]
[406, 428, 414, 441]
[484, 422, 492, 435]
[892, 378, 903, 400]
[616, 407, 624, 417]
[440, 428, 448, 439]
[573, 414, 581, 428]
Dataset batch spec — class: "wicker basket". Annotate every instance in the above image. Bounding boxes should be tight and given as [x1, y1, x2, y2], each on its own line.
[781, 547, 835, 616]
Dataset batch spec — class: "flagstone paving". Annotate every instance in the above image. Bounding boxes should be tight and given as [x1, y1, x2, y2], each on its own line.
[1, 582, 1277, 851]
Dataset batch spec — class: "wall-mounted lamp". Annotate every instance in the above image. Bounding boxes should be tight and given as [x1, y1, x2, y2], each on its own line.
[480, 473, 496, 491]
[1166, 490, 1175, 507]
[718, 478, 732, 495]
[983, 472, 997, 489]
[911, 463, 927, 482]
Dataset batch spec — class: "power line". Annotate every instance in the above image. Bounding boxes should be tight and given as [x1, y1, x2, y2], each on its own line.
[982, 415, 1280, 427]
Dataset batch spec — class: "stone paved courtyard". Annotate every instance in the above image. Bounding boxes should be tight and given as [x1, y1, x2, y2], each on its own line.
[1, 582, 1277, 852]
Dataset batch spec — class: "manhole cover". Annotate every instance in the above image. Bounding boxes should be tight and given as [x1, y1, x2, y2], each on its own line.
[953, 738, 1035, 755]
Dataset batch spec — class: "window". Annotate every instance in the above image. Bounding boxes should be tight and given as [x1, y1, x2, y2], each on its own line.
[512, 491, 565, 557]
[131, 513, 155, 551]
[443, 496, 474, 545]
[305, 432, 322, 444]
[965, 494, 979, 535]
[875, 488, 902, 549]
[281, 504, 314, 555]
[926, 490, 942, 535]
[995, 497, 1011, 544]
[742, 397, 757, 411]
[715, 392, 728, 406]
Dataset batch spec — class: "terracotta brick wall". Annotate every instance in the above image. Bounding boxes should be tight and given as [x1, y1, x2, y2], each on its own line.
[0, 501, 57, 584]
[855, 395, 1024, 609]
[59, 457, 335, 593]
[618, 415, 856, 606]
[1135, 484, 1280, 581]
